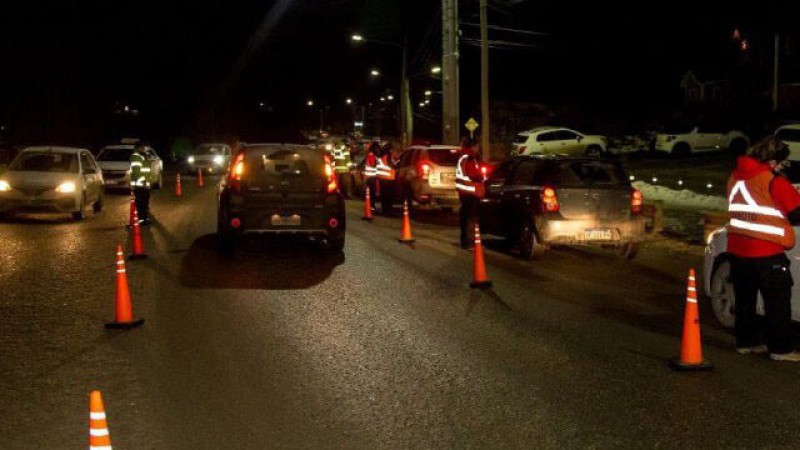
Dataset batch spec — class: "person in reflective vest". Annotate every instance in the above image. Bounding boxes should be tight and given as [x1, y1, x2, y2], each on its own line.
[727, 136, 800, 361]
[333, 140, 352, 197]
[456, 143, 486, 249]
[363, 142, 380, 209]
[130, 143, 153, 225]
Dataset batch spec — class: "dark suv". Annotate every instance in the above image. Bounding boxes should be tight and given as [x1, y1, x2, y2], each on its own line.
[478, 155, 645, 259]
[217, 144, 346, 253]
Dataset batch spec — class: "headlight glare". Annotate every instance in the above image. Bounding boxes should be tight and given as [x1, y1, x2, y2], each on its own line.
[213, 155, 224, 165]
[0, 180, 10, 191]
[187, 156, 195, 164]
[55, 181, 76, 193]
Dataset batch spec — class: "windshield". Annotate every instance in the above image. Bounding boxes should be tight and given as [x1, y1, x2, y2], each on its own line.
[426, 149, 461, 166]
[10, 152, 79, 173]
[98, 148, 134, 161]
[194, 145, 230, 155]
[777, 128, 800, 143]
[559, 160, 627, 187]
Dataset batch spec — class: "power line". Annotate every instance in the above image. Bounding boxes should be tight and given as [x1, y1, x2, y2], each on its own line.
[460, 22, 550, 37]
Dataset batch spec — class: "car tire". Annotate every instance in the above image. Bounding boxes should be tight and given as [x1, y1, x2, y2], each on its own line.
[93, 192, 104, 213]
[671, 142, 691, 158]
[217, 230, 237, 256]
[710, 259, 736, 328]
[71, 194, 87, 221]
[519, 221, 546, 260]
[585, 145, 603, 157]
[619, 242, 639, 260]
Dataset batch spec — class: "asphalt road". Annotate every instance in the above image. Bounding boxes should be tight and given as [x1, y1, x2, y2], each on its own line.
[2, 177, 800, 449]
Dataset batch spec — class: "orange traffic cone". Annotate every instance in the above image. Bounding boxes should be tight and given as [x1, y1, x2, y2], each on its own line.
[470, 224, 493, 289]
[175, 173, 182, 197]
[128, 209, 148, 260]
[670, 268, 713, 371]
[397, 200, 415, 244]
[197, 168, 204, 187]
[127, 194, 136, 228]
[362, 186, 373, 221]
[106, 245, 144, 329]
[89, 390, 113, 450]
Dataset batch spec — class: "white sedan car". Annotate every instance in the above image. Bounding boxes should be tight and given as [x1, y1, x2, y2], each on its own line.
[513, 127, 609, 157]
[0, 146, 104, 220]
[654, 126, 749, 157]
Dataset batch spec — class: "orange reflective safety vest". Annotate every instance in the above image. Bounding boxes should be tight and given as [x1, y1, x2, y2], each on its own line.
[727, 171, 795, 249]
[375, 155, 396, 180]
[363, 153, 377, 179]
[455, 154, 486, 199]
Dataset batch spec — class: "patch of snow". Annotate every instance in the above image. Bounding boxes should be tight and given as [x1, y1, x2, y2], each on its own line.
[633, 181, 726, 211]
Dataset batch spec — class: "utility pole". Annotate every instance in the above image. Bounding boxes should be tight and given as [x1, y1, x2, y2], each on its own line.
[479, 0, 490, 162]
[773, 31, 780, 113]
[442, 0, 460, 145]
[400, 31, 414, 147]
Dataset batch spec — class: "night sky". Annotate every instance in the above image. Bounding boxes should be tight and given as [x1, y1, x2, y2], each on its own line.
[0, 0, 795, 149]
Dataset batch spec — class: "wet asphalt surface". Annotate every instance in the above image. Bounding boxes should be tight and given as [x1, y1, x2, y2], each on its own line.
[2, 176, 800, 449]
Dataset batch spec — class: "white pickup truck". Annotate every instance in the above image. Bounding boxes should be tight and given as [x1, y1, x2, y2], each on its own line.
[654, 126, 749, 157]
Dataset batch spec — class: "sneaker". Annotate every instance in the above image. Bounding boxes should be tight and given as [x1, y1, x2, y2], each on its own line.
[736, 345, 769, 355]
[769, 351, 800, 362]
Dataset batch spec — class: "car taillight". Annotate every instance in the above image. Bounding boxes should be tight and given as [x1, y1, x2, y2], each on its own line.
[325, 155, 337, 193]
[418, 162, 431, 180]
[518, 146, 527, 155]
[540, 186, 559, 213]
[631, 189, 643, 214]
[229, 152, 245, 191]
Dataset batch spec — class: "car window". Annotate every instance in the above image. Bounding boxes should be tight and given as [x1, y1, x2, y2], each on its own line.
[777, 128, 800, 143]
[426, 148, 460, 166]
[536, 131, 558, 142]
[558, 160, 627, 187]
[556, 130, 579, 140]
[486, 160, 516, 190]
[97, 148, 134, 161]
[195, 144, 229, 155]
[397, 150, 414, 167]
[80, 152, 97, 173]
[244, 145, 325, 180]
[11, 152, 79, 173]
[510, 161, 538, 185]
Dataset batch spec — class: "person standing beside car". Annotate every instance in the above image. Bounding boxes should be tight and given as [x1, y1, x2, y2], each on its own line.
[727, 136, 800, 361]
[130, 143, 153, 225]
[456, 140, 486, 249]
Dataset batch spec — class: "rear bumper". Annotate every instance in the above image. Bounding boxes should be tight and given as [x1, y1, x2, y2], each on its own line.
[220, 193, 346, 239]
[412, 182, 459, 207]
[537, 215, 645, 245]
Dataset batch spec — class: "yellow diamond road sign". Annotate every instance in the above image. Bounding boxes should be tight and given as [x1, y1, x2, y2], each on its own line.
[465, 118, 479, 132]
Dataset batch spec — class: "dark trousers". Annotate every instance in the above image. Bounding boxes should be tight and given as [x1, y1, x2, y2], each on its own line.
[459, 195, 480, 248]
[366, 178, 378, 208]
[133, 187, 151, 222]
[730, 253, 794, 354]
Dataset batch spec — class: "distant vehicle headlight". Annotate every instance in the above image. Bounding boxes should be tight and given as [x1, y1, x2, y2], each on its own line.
[0, 180, 10, 191]
[187, 156, 195, 164]
[55, 181, 76, 194]
[213, 155, 224, 165]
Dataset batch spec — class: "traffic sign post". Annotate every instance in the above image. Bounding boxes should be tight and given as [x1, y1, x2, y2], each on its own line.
[465, 118, 479, 139]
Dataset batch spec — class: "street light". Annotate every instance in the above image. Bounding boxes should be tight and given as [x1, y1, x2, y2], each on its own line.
[380, 97, 386, 102]
[387, 95, 394, 100]
[430, 66, 442, 75]
[351, 34, 364, 42]
[346, 98, 353, 105]
[370, 69, 380, 77]
[424, 90, 433, 97]
[306, 100, 314, 107]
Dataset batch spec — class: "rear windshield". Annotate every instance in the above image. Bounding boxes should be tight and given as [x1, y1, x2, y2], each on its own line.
[195, 144, 230, 155]
[559, 160, 627, 187]
[11, 152, 79, 173]
[244, 145, 325, 179]
[97, 148, 133, 161]
[777, 128, 800, 143]
[425, 148, 461, 166]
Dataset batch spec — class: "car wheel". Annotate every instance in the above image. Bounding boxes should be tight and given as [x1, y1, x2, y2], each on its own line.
[619, 242, 639, 260]
[519, 221, 546, 260]
[93, 191, 104, 213]
[710, 259, 736, 328]
[217, 230, 237, 256]
[585, 145, 602, 157]
[671, 142, 691, 158]
[71, 194, 87, 221]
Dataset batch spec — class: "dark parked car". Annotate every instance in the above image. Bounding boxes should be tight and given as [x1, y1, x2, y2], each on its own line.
[217, 143, 346, 253]
[478, 155, 645, 259]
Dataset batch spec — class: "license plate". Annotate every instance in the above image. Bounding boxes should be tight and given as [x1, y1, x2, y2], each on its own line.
[585, 229, 612, 240]
[270, 214, 302, 226]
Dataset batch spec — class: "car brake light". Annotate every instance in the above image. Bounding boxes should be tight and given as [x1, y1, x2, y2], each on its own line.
[518, 146, 527, 154]
[230, 217, 241, 229]
[229, 152, 245, 191]
[418, 162, 431, 180]
[631, 189, 643, 214]
[324, 155, 337, 193]
[329, 217, 339, 228]
[540, 186, 559, 213]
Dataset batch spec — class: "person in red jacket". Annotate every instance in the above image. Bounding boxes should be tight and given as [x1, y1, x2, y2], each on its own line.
[727, 136, 800, 361]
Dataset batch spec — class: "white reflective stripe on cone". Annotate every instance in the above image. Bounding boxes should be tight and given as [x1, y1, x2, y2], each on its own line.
[90, 428, 110, 437]
[729, 218, 786, 237]
[90, 446, 113, 450]
[729, 203, 784, 218]
[687, 287, 696, 291]
[687, 297, 698, 303]
[90, 412, 106, 420]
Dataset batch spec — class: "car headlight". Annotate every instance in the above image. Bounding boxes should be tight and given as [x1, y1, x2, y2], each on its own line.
[55, 181, 76, 193]
[0, 180, 10, 191]
[213, 155, 224, 165]
[187, 156, 195, 164]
